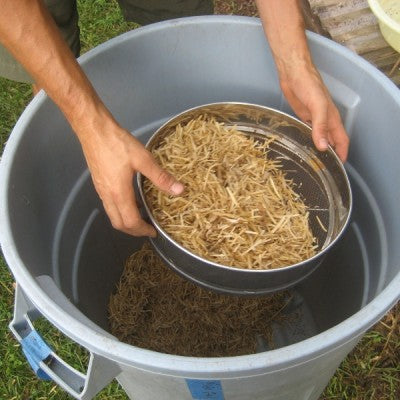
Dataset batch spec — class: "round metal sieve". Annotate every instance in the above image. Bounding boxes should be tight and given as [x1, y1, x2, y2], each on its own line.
[137, 102, 352, 295]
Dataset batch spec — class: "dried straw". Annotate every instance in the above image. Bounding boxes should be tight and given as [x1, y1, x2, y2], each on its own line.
[144, 116, 317, 270]
[108, 242, 292, 357]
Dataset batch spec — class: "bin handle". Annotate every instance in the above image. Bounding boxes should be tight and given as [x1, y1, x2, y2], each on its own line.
[9, 283, 121, 400]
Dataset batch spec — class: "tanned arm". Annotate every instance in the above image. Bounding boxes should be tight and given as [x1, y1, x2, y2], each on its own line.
[0, 0, 184, 237]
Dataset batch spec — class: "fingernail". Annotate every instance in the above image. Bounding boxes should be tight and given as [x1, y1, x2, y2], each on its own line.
[319, 138, 328, 150]
[170, 182, 184, 195]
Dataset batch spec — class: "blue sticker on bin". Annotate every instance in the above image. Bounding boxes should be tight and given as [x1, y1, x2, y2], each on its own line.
[186, 379, 225, 399]
[21, 330, 52, 381]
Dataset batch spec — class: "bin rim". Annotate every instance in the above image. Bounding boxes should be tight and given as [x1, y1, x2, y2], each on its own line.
[1, 15, 400, 376]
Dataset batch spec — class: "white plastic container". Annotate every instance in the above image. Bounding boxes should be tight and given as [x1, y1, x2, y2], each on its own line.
[368, 0, 400, 52]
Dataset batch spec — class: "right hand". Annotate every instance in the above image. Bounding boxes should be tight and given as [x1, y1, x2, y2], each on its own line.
[79, 115, 184, 237]
[278, 61, 349, 162]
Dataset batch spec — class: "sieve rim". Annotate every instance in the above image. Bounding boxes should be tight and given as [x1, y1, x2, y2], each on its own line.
[137, 101, 353, 274]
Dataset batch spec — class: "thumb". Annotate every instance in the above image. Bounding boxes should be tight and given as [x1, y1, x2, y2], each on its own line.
[139, 151, 184, 195]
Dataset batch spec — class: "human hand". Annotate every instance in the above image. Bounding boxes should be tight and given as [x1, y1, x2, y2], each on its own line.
[278, 62, 349, 162]
[78, 115, 184, 237]
[254, 0, 349, 162]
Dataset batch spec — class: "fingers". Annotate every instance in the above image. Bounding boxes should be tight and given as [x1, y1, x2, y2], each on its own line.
[136, 150, 184, 195]
[104, 145, 184, 237]
[279, 69, 350, 163]
[289, 89, 349, 162]
[327, 111, 349, 163]
[309, 98, 349, 163]
[101, 177, 157, 237]
[308, 96, 330, 153]
[84, 133, 160, 237]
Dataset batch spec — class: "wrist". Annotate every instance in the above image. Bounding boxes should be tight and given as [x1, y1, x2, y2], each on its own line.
[67, 95, 120, 145]
[57, 82, 113, 136]
[275, 52, 315, 83]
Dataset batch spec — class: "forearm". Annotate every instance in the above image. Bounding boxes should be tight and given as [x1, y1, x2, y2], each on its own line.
[0, 0, 110, 138]
[255, 0, 313, 79]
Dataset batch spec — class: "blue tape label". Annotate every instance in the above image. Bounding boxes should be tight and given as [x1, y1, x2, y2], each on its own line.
[21, 330, 52, 380]
[186, 379, 224, 400]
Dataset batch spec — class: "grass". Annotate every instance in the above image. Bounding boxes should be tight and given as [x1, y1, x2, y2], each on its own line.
[0, 0, 399, 399]
[322, 304, 400, 399]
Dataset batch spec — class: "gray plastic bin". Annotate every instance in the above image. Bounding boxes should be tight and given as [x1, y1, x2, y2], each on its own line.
[1, 16, 399, 400]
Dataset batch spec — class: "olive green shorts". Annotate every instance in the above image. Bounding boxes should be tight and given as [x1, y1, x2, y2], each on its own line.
[0, 0, 213, 83]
